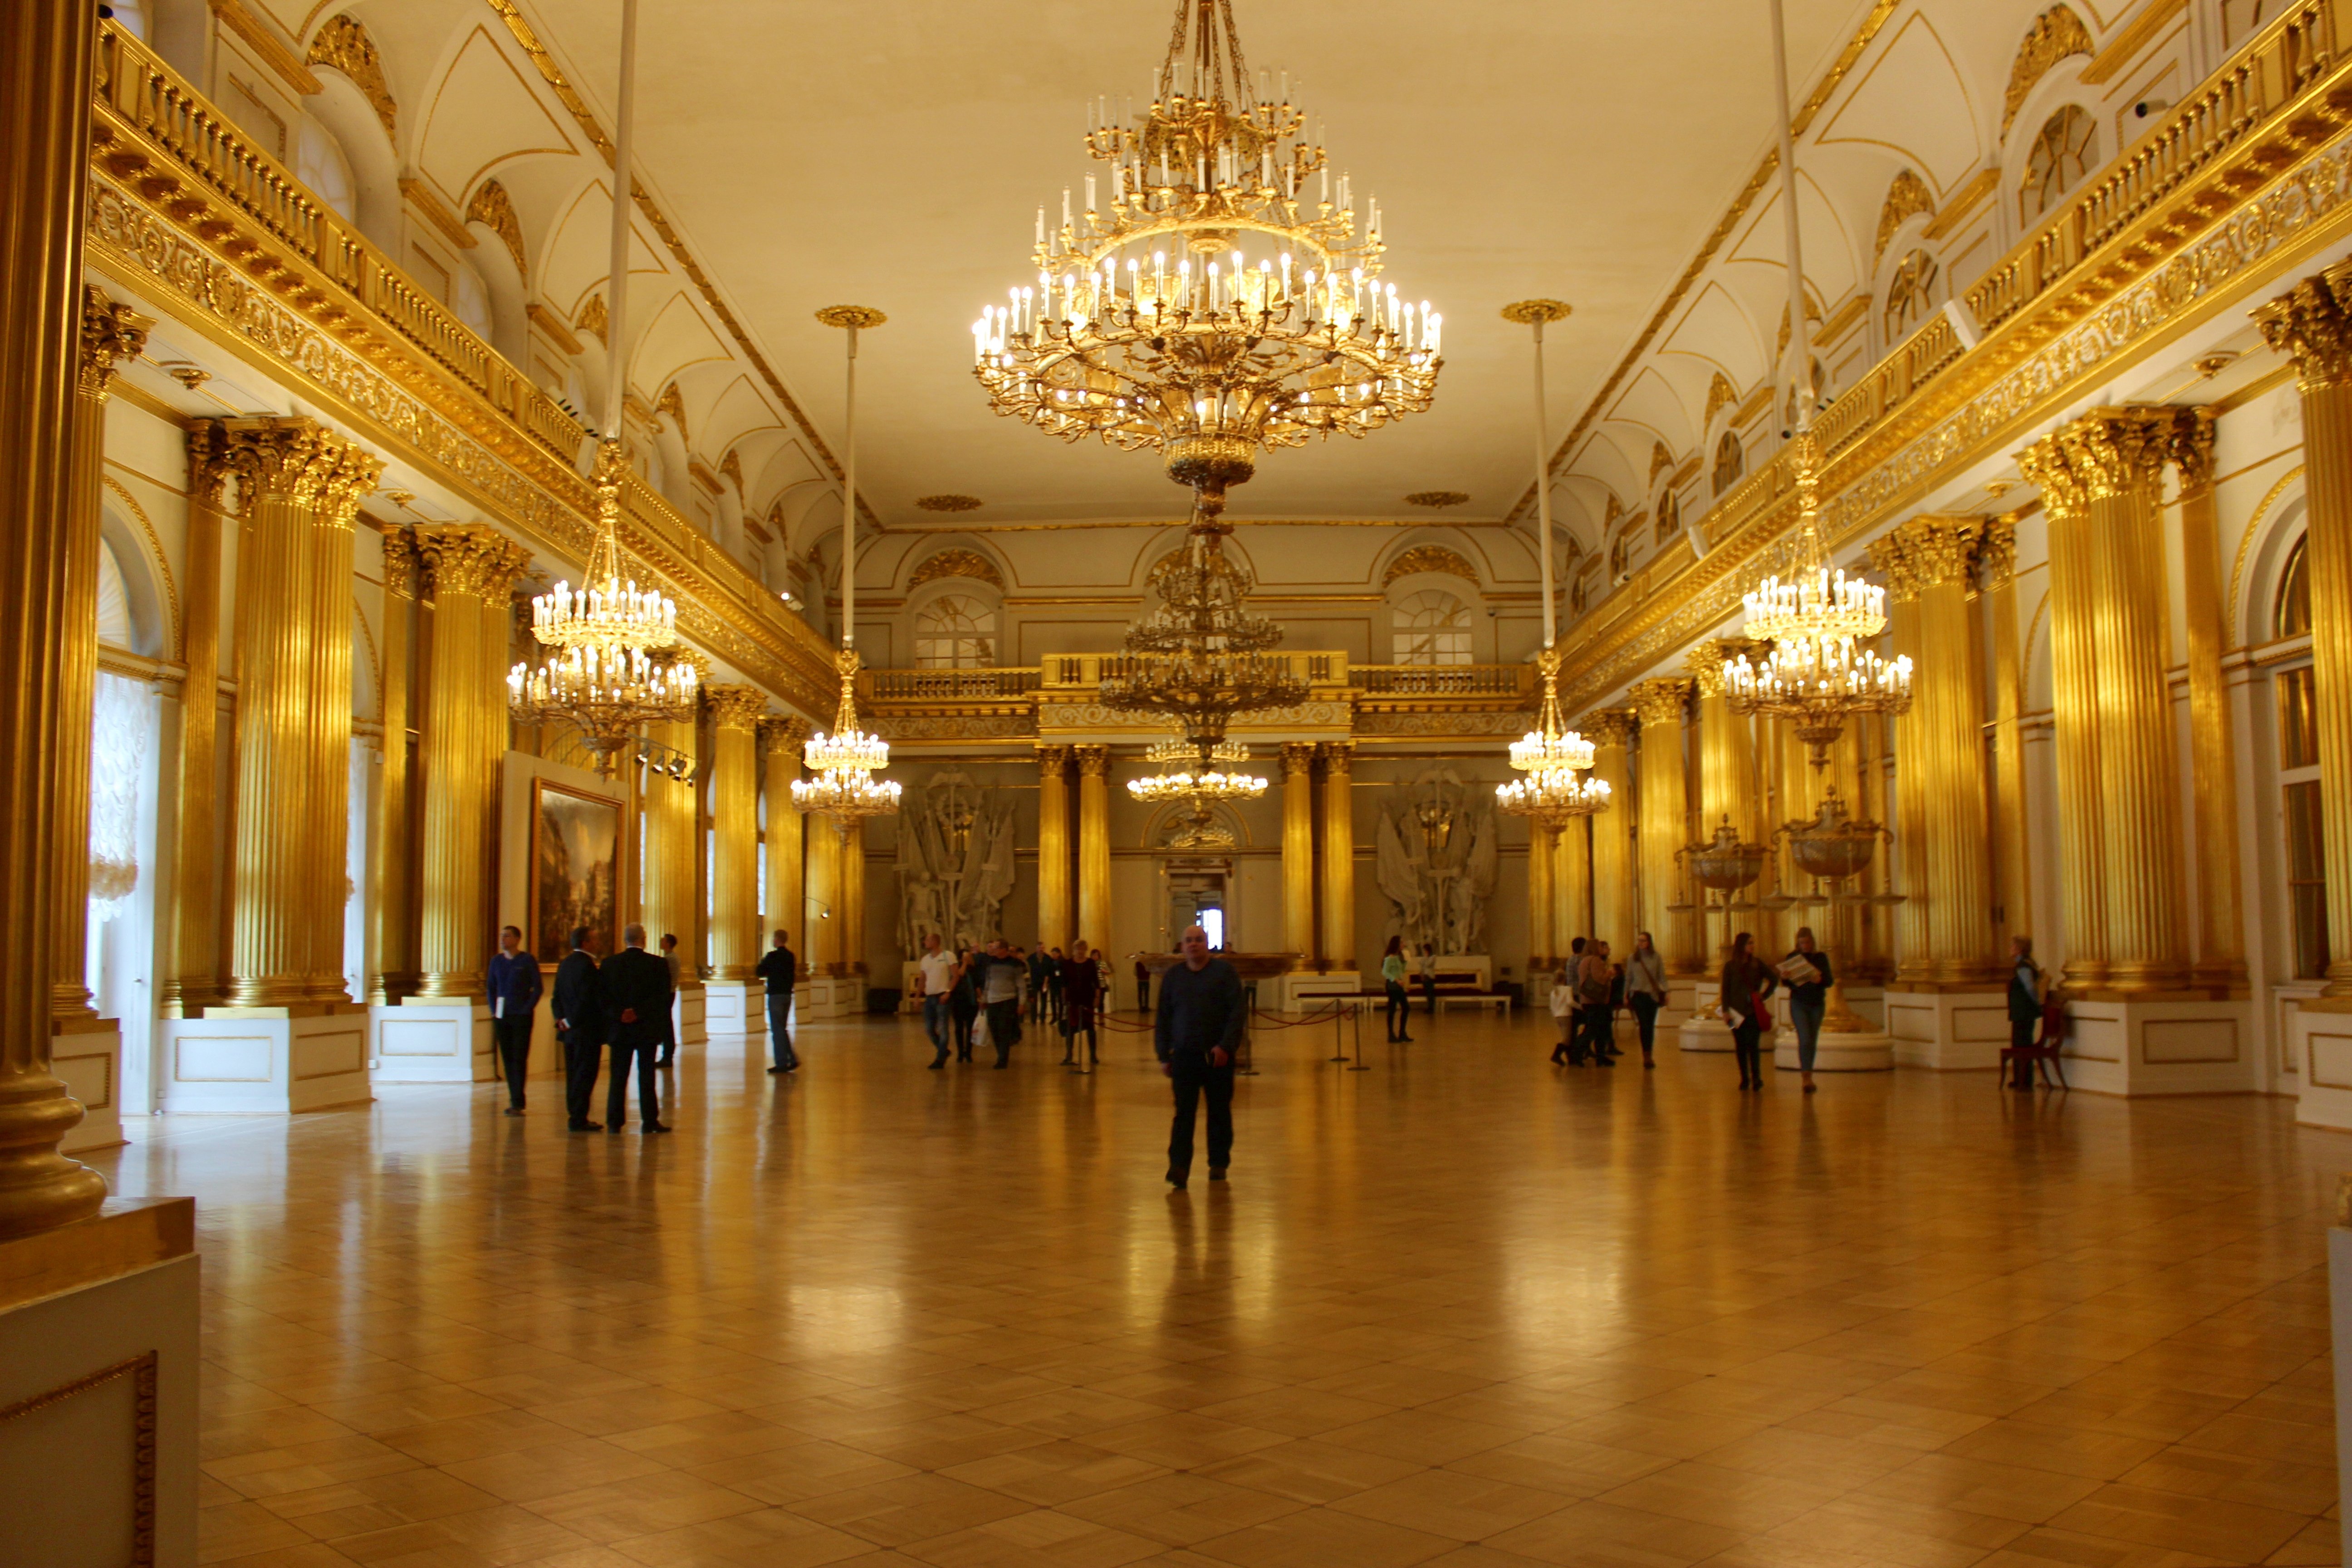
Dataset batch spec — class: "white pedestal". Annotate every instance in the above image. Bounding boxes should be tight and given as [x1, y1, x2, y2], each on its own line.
[799, 974, 861, 1020]
[160, 1007, 372, 1112]
[702, 980, 763, 1035]
[371, 999, 490, 1084]
[1678, 980, 1731, 1052]
[0, 1199, 200, 1567]
[674, 987, 708, 1047]
[55, 1020, 123, 1153]
[2066, 994, 2253, 1096]
[1773, 1023, 1895, 1071]
[1884, 987, 2009, 1070]
[1279, 971, 1363, 1011]
[2291, 1001, 2352, 1126]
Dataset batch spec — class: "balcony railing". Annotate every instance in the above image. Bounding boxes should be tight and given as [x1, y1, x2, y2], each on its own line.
[1040, 650, 1346, 688]
[1349, 664, 1532, 699]
[865, 667, 1042, 702]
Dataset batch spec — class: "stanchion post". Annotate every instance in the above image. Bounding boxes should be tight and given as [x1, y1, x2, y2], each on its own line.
[1348, 1000, 1370, 1071]
[1237, 981, 1260, 1075]
[1328, 999, 1351, 1064]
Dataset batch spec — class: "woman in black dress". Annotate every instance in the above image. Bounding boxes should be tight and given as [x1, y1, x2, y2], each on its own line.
[1719, 931, 1777, 1091]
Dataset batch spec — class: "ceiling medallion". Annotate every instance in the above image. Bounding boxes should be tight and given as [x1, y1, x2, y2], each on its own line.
[1403, 490, 1470, 509]
[971, 0, 1442, 523]
[915, 493, 983, 512]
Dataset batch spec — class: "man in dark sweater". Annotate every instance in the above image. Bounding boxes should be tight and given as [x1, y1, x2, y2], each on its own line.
[1154, 925, 1243, 1190]
[485, 924, 542, 1115]
[601, 924, 674, 1133]
[551, 926, 605, 1132]
[756, 929, 798, 1074]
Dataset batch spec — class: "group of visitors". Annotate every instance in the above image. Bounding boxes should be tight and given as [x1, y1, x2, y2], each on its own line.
[1546, 926, 1844, 1091]
[536, 922, 679, 1132]
[910, 932, 1111, 1071]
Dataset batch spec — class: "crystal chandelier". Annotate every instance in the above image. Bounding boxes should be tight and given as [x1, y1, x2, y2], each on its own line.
[1098, 505, 1308, 745]
[793, 305, 899, 821]
[1725, 625, 1911, 766]
[506, 1, 694, 775]
[972, 0, 1442, 520]
[1129, 735, 1267, 804]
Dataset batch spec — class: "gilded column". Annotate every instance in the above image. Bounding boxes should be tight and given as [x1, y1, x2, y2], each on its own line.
[2060, 408, 2190, 990]
[1868, 531, 1931, 980]
[1583, 709, 1635, 951]
[1281, 743, 1316, 966]
[2258, 263, 2352, 997]
[0, 0, 110, 1234]
[412, 525, 528, 998]
[1630, 678, 1698, 974]
[219, 418, 378, 1007]
[1075, 745, 1112, 950]
[805, 818, 842, 971]
[705, 684, 768, 980]
[368, 528, 419, 1002]
[1983, 519, 2031, 954]
[2170, 411, 2245, 987]
[1527, 824, 1556, 976]
[1689, 640, 1762, 843]
[760, 717, 807, 948]
[1319, 742, 1357, 969]
[164, 428, 230, 1013]
[53, 289, 148, 1025]
[842, 820, 867, 976]
[2016, 433, 2107, 987]
[640, 712, 700, 977]
[1555, 813, 1591, 954]
[1036, 745, 1072, 954]
[302, 440, 381, 1002]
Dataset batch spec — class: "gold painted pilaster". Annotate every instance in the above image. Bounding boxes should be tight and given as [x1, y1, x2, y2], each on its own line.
[163, 428, 229, 1014]
[1318, 742, 1357, 970]
[2017, 433, 2108, 988]
[1075, 745, 1111, 951]
[2258, 262, 2352, 998]
[1983, 520, 2031, 958]
[1037, 745, 1072, 954]
[760, 718, 807, 951]
[640, 710, 700, 982]
[806, 818, 842, 972]
[2061, 408, 2190, 991]
[1630, 679, 1698, 975]
[1583, 709, 1635, 951]
[299, 439, 380, 1002]
[1281, 743, 1316, 968]
[0, 0, 109, 1235]
[411, 525, 526, 999]
[1527, 824, 1555, 976]
[53, 288, 148, 1028]
[842, 819, 867, 977]
[1555, 813, 1591, 956]
[705, 685, 768, 981]
[367, 529, 419, 1003]
[2170, 412, 2245, 989]
[1687, 642, 1760, 970]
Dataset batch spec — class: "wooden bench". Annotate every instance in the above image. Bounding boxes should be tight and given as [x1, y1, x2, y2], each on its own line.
[1428, 970, 1510, 1015]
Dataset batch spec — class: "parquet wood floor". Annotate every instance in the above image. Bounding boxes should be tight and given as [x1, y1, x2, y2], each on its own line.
[96, 1009, 2345, 1567]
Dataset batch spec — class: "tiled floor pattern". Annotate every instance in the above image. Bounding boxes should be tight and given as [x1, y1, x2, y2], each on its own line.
[97, 1009, 2346, 1567]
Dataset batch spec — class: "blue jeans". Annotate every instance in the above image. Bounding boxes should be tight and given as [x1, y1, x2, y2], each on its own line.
[923, 996, 949, 1060]
[1790, 993, 1824, 1072]
[767, 993, 797, 1070]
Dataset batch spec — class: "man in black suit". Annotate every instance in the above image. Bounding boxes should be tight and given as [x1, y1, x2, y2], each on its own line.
[551, 926, 606, 1132]
[602, 923, 674, 1133]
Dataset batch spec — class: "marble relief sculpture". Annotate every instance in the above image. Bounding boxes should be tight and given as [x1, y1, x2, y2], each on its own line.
[1374, 768, 1498, 956]
[894, 771, 1017, 957]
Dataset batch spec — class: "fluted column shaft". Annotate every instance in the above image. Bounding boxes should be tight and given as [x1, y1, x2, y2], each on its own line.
[1690, 641, 1762, 843]
[165, 430, 230, 1013]
[2171, 413, 2245, 987]
[2066, 409, 2191, 989]
[221, 418, 380, 1007]
[1037, 746, 1071, 954]
[1281, 744, 1315, 966]
[2259, 262, 2352, 997]
[1584, 710, 1635, 951]
[1982, 520, 2031, 955]
[1555, 815, 1591, 953]
[1527, 825, 1555, 974]
[368, 529, 419, 1002]
[806, 818, 842, 971]
[1630, 679, 1698, 974]
[760, 718, 807, 951]
[1319, 743, 1357, 969]
[640, 712, 701, 980]
[2018, 434, 2108, 987]
[842, 820, 867, 976]
[413, 526, 527, 998]
[54, 289, 148, 1025]
[1075, 745, 1111, 950]
[1878, 555, 1931, 980]
[705, 685, 767, 980]
[0, 0, 109, 1235]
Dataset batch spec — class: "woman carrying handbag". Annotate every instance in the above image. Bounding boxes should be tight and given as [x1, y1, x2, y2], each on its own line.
[1719, 931, 1777, 1090]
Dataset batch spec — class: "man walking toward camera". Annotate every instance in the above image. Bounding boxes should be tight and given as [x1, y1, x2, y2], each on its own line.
[1155, 925, 1241, 1190]
[486, 925, 541, 1115]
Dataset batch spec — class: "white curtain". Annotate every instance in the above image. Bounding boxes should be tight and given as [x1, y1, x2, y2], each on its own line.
[88, 672, 153, 913]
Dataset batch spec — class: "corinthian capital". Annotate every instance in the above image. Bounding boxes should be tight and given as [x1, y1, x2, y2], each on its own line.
[2016, 432, 2087, 524]
[218, 416, 381, 517]
[416, 524, 530, 600]
[1865, 533, 1920, 603]
[1578, 707, 1636, 746]
[1280, 742, 1316, 774]
[704, 682, 770, 730]
[759, 715, 812, 753]
[381, 526, 421, 600]
[2166, 406, 2217, 495]
[2056, 407, 2173, 504]
[1628, 676, 1692, 729]
[1979, 518, 2018, 588]
[78, 287, 149, 402]
[1891, 515, 1984, 591]
[2254, 259, 2352, 392]
[1074, 744, 1110, 778]
[1687, 638, 1762, 696]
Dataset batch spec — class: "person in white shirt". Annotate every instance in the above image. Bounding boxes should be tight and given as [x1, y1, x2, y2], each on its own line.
[915, 931, 956, 1070]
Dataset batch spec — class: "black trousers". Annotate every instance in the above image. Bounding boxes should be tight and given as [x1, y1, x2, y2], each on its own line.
[1136, 976, 1150, 1013]
[767, 993, 797, 1071]
[493, 1014, 532, 1107]
[951, 1001, 977, 1060]
[560, 1030, 601, 1124]
[1062, 1017, 1098, 1063]
[1732, 1022, 1765, 1084]
[1629, 993, 1661, 1054]
[2010, 1016, 2038, 1086]
[1421, 974, 1437, 1014]
[608, 1039, 660, 1127]
[1581, 1004, 1617, 1058]
[1385, 980, 1411, 1039]
[985, 1000, 1021, 1066]
[1166, 1054, 1234, 1178]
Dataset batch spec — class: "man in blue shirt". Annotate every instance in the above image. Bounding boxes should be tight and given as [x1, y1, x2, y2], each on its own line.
[1154, 924, 1243, 1189]
[486, 925, 542, 1116]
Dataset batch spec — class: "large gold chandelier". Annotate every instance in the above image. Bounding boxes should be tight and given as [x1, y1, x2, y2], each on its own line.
[1129, 735, 1267, 804]
[1098, 509, 1307, 745]
[972, 0, 1442, 519]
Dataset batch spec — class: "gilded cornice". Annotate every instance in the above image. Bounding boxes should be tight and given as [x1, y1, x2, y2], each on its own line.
[304, 14, 395, 138]
[704, 682, 769, 730]
[1556, 12, 2352, 715]
[78, 286, 151, 402]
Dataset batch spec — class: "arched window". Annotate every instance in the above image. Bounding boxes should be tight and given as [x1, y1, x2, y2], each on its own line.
[2277, 534, 2311, 638]
[1609, 529, 1629, 580]
[1883, 249, 1940, 342]
[1655, 488, 1680, 545]
[1393, 590, 1471, 666]
[913, 593, 996, 668]
[95, 539, 133, 647]
[1712, 431, 1745, 497]
[2021, 105, 2097, 225]
[294, 114, 355, 222]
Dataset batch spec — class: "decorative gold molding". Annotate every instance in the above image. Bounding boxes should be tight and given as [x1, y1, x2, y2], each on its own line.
[2082, 0, 2189, 85]
[655, 381, 688, 442]
[908, 548, 1004, 590]
[304, 13, 396, 137]
[1648, 442, 1675, 485]
[465, 179, 526, 278]
[0, 1351, 158, 1564]
[1383, 544, 1479, 588]
[576, 292, 608, 345]
[1704, 373, 1739, 428]
[2003, 5, 2096, 138]
[208, 0, 321, 96]
[1922, 167, 2001, 241]
[400, 177, 477, 250]
[525, 301, 581, 356]
[1876, 170, 1936, 267]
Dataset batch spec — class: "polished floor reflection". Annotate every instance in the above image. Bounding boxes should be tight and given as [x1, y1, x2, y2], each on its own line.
[101, 1009, 2344, 1567]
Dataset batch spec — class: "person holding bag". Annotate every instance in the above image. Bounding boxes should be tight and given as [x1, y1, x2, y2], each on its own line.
[1719, 930, 1777, 1091]
[1625, 932, 1667, 1069]
[1577, 938, 1618, 1066]
[1778, 927, 1832, 1094]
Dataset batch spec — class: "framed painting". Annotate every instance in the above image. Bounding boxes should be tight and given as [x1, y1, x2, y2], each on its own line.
[529, 778, 621, 962]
